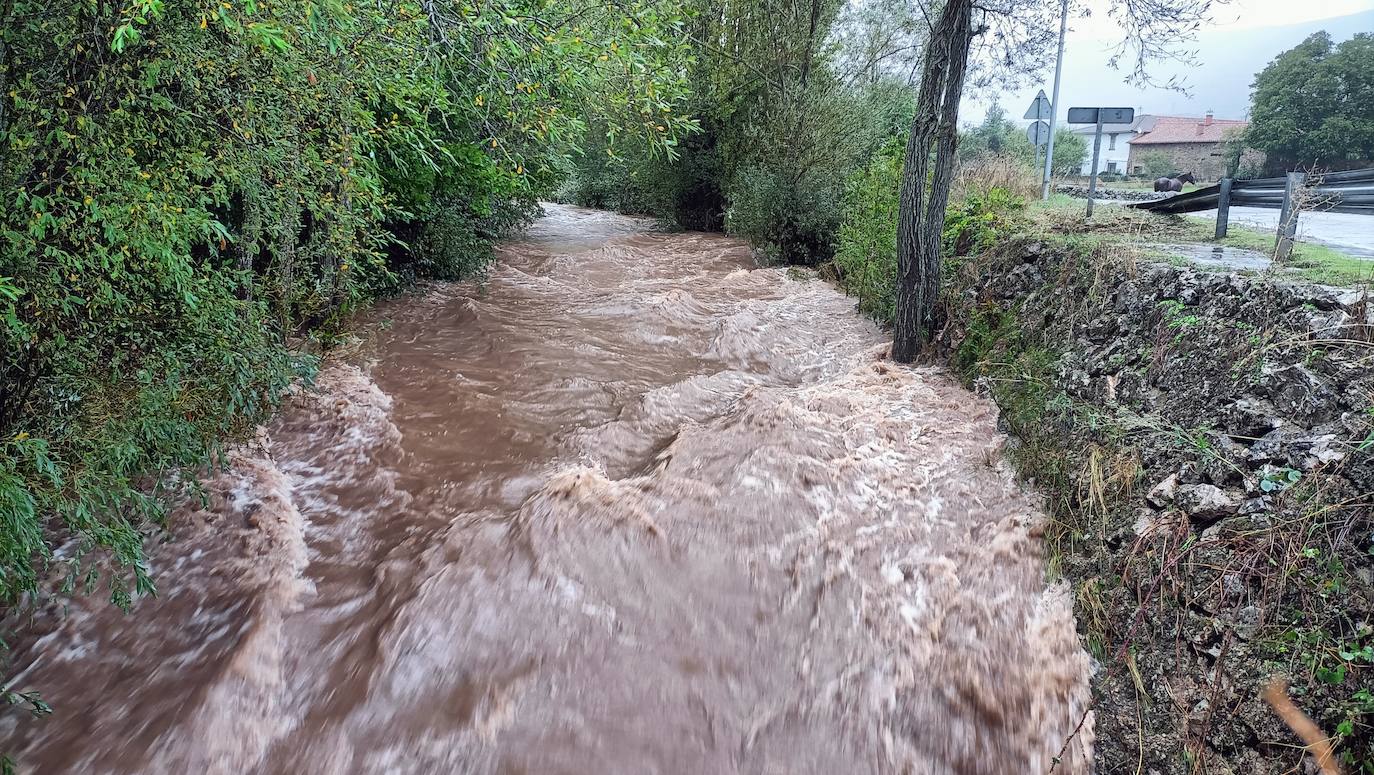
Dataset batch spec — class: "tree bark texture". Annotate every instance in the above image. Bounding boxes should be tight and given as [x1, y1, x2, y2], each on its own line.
[892, 0, 973, 363]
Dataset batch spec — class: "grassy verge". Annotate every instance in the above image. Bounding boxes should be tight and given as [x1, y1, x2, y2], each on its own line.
[1029, 198, 1373, 288]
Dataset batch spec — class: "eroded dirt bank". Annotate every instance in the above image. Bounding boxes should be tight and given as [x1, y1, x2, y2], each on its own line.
[2, 205, 1091, 774]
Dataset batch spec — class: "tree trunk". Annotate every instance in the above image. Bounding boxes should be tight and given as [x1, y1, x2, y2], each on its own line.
[892, 0, 973, 363]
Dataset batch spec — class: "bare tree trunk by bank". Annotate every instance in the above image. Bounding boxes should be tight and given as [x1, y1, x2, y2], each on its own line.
[892, 0, 973, 363]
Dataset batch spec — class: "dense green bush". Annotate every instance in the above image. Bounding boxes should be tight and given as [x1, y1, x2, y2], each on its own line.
[942, 188, 1026, 256]
[1246, 31, 1374, 172]
[958, 105, 1036, 165]
[834, 142, 903, 322]
[1138, 151, 1176, 178]
[726, 161, 846, 265]
[556, 128, 679, 217]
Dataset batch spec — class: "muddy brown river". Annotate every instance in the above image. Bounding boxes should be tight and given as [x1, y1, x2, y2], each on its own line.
[2, 205, 1093, 773]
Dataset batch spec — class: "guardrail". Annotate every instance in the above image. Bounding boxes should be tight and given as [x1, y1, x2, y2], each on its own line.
[1128, 168, 1374, 259]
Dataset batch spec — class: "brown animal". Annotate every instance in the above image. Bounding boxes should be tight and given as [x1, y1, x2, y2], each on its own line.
[1153, 171, 1196, 193]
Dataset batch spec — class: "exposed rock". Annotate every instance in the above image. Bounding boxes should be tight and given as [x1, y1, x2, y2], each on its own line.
[1232, 605, 1261, 640]
[1054, 184, 1164, 202]
[1177, 461, 1202, 485]
[1245, 428, 1289, 464]
[1260, 364, 1340, 426]
[940, 231, 1374, 775]
[1200, 434, 1245, 486]
[1225, 397, 1279, 438]
[1147, 474, 1179, 507]
[1176, 484, 1239, 522]
[1337, 288, 1370, 309]
[1000, 263, 1045, 298]
[1304, 434, 1347, 468]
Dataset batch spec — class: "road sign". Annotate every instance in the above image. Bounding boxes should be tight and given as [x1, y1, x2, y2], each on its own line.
[1066, 107, 1135, 125]
[1026, 120, 1050, 147]
[1067, 107, 1135, 217]
[1023, 90, 1052, 121]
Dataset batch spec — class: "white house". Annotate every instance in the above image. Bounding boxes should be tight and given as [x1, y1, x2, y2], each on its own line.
[1072, 114, 1160, 175]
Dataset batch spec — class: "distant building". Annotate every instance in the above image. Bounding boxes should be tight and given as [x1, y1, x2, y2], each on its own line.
[1072, 114, 1160, 176]
[1126, 113, 1254, 181]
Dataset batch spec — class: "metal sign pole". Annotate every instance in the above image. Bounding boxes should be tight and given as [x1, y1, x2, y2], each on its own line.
[1040, 0, 1068, 200]
[1086, 111, 1103, 217]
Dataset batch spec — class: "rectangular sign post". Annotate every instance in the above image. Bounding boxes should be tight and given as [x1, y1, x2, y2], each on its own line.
[1086, 112, 1103, 217]
[1066, 107, 1135, 124]
[1067, 107, 1134, 217]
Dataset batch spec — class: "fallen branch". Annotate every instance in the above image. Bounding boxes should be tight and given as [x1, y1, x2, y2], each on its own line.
[1262, 678, 1341, 775]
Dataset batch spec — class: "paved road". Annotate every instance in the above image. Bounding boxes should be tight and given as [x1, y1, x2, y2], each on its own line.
[1188, 206, 1374, 258]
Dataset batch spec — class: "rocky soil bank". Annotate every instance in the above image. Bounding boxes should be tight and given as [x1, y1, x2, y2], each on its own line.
[1055, 184, 1167, 202]
[940, 235, 1374, 773]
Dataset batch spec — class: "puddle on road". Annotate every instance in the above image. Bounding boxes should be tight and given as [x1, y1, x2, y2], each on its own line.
[1153, 243, 1273, 271]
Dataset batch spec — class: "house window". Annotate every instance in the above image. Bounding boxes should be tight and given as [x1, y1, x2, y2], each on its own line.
[1108, 133, 1117, 150]
[1107, 161, 1119, 173]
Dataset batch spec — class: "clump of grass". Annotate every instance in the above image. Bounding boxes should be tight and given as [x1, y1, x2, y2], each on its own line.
[954, 154, 1040, 202]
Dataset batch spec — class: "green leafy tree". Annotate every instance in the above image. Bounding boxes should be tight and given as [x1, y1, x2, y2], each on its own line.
[959, 104, 1034, 165]
[835, 141, 903, 322]
[561, 0, 918, 264]
[1139, 150, 1176, 177]
[1050, 127, 1088, 177]
[1245, 31, 1374, 171]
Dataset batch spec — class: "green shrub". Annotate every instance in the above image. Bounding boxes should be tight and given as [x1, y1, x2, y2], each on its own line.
[832, 157, 1028, 326]
[1139, 151, 1175, 178]
[726, 161, 845, 265]
[834, 141, 903, 322]
[942, 188, 1027, 256]
[382, 143, 540, 283]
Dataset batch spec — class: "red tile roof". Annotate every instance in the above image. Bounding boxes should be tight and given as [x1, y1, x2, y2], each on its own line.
[1129, 116, 1248, 145]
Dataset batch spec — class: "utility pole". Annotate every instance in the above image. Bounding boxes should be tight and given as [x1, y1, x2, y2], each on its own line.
[1040, 0, 1068, 200]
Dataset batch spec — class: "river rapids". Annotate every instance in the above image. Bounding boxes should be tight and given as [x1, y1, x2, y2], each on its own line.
[2, 205, 1093, 774]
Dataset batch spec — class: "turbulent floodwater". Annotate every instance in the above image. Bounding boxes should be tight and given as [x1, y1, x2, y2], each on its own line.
[2, 205, 1093, 774]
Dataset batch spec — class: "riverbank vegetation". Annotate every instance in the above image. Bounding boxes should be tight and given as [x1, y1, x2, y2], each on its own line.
[558, 0, 924, 264]
[0, 0, 696, 610]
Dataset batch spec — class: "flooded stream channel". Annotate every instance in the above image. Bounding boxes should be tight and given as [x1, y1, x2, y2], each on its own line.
[3, 205, 1093, 774]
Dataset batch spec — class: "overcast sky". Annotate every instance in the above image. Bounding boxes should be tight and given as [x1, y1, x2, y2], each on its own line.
[963, 0, 1374, 126]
